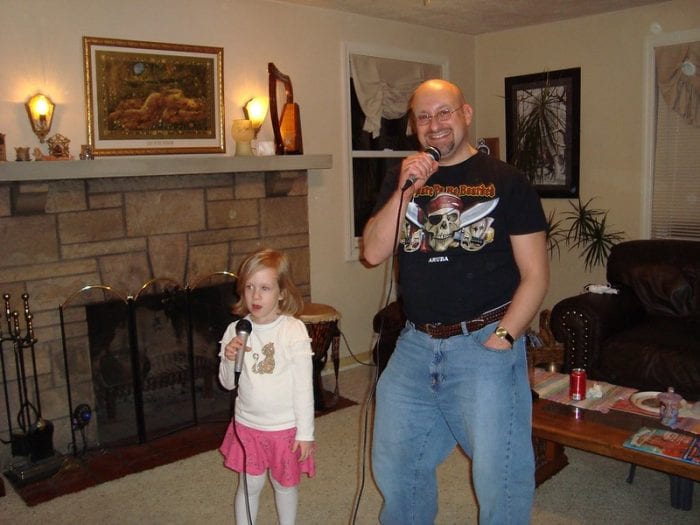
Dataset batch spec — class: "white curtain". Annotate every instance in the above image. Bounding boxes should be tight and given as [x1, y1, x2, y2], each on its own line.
[655, 42, 700, 126]
[350, 54, 442, 138]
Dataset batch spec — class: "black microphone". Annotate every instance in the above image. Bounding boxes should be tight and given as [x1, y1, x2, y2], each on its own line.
[401, 146, 441, 191]
[234, 319, 252, 385]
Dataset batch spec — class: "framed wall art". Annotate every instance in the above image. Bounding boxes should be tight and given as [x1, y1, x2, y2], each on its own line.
[83, 36, 225, 156]
[505, 67, 580, 198]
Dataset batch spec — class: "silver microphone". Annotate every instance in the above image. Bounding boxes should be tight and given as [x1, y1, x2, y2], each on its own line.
[401, 146, 442, 191]
[234, 319, 252, 375]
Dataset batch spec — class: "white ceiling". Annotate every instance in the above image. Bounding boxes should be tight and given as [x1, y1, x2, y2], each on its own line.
[275, 0, 668, 35]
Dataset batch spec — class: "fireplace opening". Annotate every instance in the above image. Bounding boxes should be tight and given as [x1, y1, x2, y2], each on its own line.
[60, 275, 239, 450]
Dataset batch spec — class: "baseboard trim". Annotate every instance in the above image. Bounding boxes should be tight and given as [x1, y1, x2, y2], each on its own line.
[321, 350, 373, 375]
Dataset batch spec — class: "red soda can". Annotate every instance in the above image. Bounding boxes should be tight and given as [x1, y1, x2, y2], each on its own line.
[569, 368, 587, 401]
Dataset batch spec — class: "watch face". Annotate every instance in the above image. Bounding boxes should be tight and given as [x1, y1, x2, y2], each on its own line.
[495, 327, 513, 344]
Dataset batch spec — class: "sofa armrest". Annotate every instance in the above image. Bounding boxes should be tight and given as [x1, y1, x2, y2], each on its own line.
[550, 290, 646, 374]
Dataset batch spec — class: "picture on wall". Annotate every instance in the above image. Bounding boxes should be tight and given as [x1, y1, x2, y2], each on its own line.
[505, 67, 580, 198]
[83, 36, 225, 156]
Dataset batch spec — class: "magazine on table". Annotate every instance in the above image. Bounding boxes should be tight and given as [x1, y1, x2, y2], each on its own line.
[624, 427, 700, 465]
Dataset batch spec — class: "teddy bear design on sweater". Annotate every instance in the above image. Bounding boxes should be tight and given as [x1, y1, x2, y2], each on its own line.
[252, 342, 275, 374]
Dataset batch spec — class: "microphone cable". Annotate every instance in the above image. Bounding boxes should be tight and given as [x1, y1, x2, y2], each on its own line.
[230, 321, 253, 525]
[350, 180, 412, 524]
[232, 383, 253, 525]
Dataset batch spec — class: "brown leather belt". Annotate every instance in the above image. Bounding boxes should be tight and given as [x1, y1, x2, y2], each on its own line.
[413, 302, 510, 339]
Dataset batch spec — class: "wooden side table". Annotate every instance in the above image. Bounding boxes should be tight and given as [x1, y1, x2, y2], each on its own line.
[527, 309, 564, 371]
[532, 437, 569, 486]
[527, 309, 569, 483]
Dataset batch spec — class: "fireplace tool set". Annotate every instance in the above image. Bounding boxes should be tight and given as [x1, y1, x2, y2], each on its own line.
[1, 293, 63, 484]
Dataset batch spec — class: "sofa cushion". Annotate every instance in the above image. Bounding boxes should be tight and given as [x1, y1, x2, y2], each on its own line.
[597, 317, 700, 401]
[607, 240, 700, 317]
[627, 263, 695, 317]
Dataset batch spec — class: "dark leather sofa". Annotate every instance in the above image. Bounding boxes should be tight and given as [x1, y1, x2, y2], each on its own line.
[550, 240, 700, 401]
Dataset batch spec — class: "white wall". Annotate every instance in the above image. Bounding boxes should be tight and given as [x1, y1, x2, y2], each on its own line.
[5, 0, 697, 362]
[0, 0, 474, 362]
[474, 0, 700, 311]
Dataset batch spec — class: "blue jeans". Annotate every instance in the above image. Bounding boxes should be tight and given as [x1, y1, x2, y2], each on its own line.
[372, 321, 534, 525]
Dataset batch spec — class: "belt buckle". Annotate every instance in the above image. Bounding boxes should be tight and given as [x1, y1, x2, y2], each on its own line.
[424, 323, 440, 337]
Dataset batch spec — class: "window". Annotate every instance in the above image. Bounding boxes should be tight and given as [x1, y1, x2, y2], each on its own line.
[343, 44, 446, 260]
[644, 30, 700, 241]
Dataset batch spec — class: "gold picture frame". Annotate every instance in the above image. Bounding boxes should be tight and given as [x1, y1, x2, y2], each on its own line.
[83, 36, 225, 156]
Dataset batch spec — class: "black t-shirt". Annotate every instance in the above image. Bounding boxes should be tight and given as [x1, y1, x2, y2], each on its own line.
[373, 152, 547, 324]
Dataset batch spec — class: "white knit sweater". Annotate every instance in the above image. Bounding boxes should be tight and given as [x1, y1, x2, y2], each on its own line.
[218, 315, 315, 441]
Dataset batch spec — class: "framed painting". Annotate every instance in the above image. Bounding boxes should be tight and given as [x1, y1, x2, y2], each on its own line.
[83, 36, 225, 156]
[505, 68, 580, 198]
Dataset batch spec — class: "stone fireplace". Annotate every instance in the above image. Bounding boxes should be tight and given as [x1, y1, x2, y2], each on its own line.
[0, 155, 330, 466]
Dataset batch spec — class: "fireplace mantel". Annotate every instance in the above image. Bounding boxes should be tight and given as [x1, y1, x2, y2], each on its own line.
[0, 154, 333, 182]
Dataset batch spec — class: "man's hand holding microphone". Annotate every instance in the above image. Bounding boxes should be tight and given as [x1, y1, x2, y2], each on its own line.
[400, 146, 441, 192]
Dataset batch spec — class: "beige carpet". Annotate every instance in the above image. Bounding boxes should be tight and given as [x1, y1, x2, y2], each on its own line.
[1, 365, 699, 524]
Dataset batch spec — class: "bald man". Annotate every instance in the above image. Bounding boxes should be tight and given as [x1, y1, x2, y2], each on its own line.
[364, 79, 549, 524]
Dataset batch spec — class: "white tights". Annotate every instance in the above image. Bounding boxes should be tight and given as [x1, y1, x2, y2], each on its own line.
[234, 471, 298, 525]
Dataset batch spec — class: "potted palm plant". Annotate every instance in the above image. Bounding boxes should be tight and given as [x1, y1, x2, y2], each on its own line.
[546, 197, 624, 271]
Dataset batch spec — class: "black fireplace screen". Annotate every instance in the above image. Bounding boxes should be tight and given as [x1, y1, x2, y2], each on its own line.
[59, 274, 238, 450]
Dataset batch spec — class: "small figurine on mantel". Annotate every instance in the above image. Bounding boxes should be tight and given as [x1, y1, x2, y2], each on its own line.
[34, 133, 73, 160]
[16, 147, 31, 161]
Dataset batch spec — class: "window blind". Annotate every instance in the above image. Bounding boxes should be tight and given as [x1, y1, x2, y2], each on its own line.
[651, 44, 700, 241]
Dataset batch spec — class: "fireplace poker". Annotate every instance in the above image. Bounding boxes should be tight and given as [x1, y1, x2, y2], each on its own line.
[0, 298, 16, 440]
[11, 310, 34, 435]
[21, 293, 41, 415]
[4, 294, 32, 435]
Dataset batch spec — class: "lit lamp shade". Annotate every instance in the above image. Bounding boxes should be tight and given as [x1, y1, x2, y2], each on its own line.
[25, 93, 55, 143]
[244, 97, 269, 137]
[232, 119, 255, 156]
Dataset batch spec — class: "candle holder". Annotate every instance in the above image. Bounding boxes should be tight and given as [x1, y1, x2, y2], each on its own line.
[232, 119, 254, 156]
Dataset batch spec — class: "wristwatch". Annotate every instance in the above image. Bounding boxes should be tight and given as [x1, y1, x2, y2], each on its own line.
[494, 326, 514, 346]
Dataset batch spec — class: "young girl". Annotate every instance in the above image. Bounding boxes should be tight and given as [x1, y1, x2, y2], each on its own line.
[219, 248, 315, 525]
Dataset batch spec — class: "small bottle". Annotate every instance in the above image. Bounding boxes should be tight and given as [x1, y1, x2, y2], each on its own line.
[657, 387, 682, 427]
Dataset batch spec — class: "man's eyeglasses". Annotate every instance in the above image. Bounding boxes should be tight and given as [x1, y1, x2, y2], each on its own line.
[414, 107, 461, 126]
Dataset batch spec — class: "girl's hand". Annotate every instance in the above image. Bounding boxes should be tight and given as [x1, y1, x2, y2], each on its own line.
[223, 335, 248, 362]
[292, 440, 315, 462]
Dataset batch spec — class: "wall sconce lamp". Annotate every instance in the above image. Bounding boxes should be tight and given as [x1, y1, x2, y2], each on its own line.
[25, 93, 55, 143]
[243, 96, 269, 138]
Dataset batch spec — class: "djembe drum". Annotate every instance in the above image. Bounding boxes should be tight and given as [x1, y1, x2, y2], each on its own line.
[297, 302, 341, 411]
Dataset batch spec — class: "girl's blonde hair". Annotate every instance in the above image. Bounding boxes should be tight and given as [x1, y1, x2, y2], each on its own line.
[232, 248, 304, 317]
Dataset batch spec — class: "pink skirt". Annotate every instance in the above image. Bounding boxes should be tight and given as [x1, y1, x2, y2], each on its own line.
[219, 421, 316, 487]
